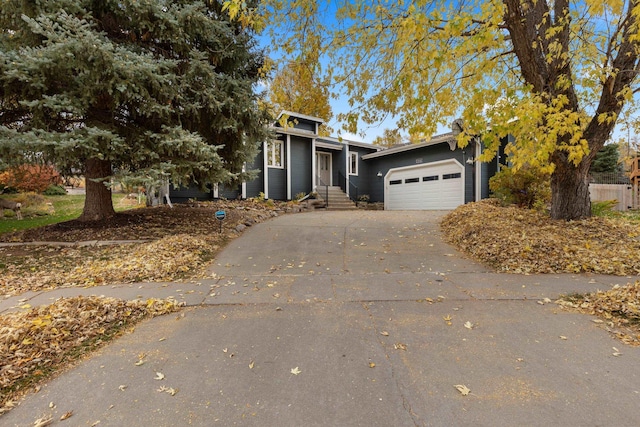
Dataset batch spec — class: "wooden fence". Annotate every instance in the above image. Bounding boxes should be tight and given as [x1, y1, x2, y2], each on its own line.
[589, 184, 633, 211]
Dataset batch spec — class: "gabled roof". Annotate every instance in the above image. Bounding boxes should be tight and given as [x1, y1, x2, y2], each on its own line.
[276, 110, 325, 125]
[361, 132, 457, 160]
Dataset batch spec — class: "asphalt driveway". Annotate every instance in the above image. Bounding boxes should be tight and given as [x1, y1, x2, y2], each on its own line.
[2, 210, 639, 426]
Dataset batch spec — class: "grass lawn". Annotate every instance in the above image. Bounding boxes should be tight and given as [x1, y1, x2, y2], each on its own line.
[0, 193, 140, 235]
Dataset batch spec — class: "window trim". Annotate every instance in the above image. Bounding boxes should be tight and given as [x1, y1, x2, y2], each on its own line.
[267, 140, 284, 169]
[348, 152, 358, 176]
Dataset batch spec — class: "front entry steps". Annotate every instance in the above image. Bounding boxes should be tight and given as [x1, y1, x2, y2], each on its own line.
[316, 186, 357, 210]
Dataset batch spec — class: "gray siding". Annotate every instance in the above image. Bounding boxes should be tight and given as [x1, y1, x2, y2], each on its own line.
[268, 168, 286, 200]
[290, 136, 312, 197]
[347, 146, 377, 200]
[219, 184, 240, 199]
[170, 184, 212, 203]
[246, 150, 264, 198]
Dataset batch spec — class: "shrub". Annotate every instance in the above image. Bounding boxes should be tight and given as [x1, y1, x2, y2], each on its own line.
[0, 164, 62, 193]
[591, 200, 618, 217]
[489, 166, 551, 209]
[43, 185, 67, 196]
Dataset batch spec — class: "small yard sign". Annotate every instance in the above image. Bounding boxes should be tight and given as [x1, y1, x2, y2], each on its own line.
[215, 210, 226, 233]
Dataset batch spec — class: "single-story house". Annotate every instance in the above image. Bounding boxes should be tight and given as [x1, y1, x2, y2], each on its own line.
[171, 111, 509, 210]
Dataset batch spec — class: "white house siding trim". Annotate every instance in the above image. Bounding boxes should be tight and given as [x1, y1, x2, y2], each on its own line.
[475, 139, 481, 202]
[241, 163, 247, 199]
[311, 137, 317, 190]
[263, 140, 269, 199]
[345, 144, 350, 197]
[286, 134, 292, 200]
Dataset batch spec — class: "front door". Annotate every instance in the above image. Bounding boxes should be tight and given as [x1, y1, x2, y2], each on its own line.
[316, 152, 331, 186]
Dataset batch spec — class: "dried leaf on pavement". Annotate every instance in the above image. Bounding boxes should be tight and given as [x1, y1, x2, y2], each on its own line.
[454, 384, 471, 396]
[0, 296, 182, 412]
[557, 281, 640, 346]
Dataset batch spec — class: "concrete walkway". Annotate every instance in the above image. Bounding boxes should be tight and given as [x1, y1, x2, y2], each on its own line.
[1, 211, 639, 426]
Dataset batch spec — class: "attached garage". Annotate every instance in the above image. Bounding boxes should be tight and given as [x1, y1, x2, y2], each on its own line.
[384, 159, 465, 210]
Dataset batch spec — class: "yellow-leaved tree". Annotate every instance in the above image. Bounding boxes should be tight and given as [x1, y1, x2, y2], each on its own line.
[252, 0, 640, 220]
[269, 59, 334, 136]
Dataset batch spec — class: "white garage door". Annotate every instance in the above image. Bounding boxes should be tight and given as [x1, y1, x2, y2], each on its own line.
[384, 159, 464, 210]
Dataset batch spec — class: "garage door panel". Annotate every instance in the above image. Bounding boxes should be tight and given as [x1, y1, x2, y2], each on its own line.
[385, 160, 463, 210]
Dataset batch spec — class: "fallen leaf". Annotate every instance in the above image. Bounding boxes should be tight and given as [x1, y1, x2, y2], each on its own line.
[33, 416, 53, 427]
[559, 336, 567, 340]
[290, 367, 301, 375]
[249, 360, 254, 369]
[369, 362, 376, 368]
[454, 384, 471, 396]
[154, 372, 165, 380]
[380, 331, 389, 336]
[134, 360, 145, 366]
[157, 386, 178, 396]
[443, 314, 452, 326]
[464, 321, 474, 329]
[60, 411, 73, 421]
[394, 343, 407, 351]
[119, 385, 127, 391]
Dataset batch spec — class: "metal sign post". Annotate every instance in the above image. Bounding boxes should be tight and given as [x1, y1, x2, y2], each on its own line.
[215, 210, 226, 233]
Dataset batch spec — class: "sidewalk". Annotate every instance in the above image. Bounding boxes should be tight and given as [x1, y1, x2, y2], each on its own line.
[1, 210, 638, 426]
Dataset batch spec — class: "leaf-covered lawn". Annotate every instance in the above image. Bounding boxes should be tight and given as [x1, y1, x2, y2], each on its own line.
[0, 201, 287, 297]
[441, 199, 640, 275]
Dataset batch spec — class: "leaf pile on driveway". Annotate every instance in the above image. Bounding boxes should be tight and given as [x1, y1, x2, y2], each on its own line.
[1, 296, 182, 412]
[441, 200, 640, 275]
[556, 282, 640, 346]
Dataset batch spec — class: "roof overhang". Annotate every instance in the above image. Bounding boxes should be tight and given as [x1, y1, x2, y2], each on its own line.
[362, 133, 457, 160]
[276, 110, 325, 125]
[316, 141, 343, 151]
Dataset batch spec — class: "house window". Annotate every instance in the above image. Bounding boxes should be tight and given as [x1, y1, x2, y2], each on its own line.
[349, 152, 358, 175]
[267, 140, 283, 168]
[443, 172, 461, 180]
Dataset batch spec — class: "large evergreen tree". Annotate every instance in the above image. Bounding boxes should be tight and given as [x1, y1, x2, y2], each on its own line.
[0, 0, 269, 220]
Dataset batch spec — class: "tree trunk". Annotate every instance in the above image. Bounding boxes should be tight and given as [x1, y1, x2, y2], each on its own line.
[549, 158, 591, 220]
[79, 158, 115, 221]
